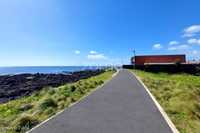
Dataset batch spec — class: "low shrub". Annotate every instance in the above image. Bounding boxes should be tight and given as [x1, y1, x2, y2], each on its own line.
[44, 107, 56, 116]
[32, 91, 40, 97]
[98, 80, 104, 84]
[78, 81, 83, 86]
[94, 81, 99, 85]
[56, 95, 67, 102]
[71, 97, 77, 103]
[48, 89, 56, 95]
[59, 86, 71, 97]
[58, 101, 66, 110]
[70, 85, 76, 92]
[89, 84, 95, 88]
[18, 104, 33, 112]
[79, 88, 85, 94]
[14, 115, 39, 132]
[39, 98, 57, 110]
[84, 81, 89, 86]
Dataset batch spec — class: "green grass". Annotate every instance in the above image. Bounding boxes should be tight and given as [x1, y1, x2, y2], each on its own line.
[132, 70, 200, 133]
[0, 70, 115, 133]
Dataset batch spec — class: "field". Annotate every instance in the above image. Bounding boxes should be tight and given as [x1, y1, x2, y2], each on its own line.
[132, 70, 200, 133]
[0, 70, 115, 133]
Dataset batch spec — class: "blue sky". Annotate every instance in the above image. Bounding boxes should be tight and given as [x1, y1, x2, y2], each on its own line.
[0, 0, 200, 66]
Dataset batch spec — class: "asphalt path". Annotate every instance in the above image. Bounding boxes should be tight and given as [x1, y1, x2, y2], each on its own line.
[29, 69, 173, 133]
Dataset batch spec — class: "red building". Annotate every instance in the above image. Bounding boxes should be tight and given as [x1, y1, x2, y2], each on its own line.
[131, 54, 186, 65]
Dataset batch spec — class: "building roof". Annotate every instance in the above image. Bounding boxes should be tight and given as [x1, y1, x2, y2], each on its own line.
[134, 54, 185, 57]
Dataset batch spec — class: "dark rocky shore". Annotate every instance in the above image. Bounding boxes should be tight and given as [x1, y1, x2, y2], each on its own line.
[0, 69, 105, 103]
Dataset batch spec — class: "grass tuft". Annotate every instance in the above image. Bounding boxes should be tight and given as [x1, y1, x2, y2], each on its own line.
[18, 104, 33, 112]
[39, 98, 57, 110]
[13, 115, 39, 133]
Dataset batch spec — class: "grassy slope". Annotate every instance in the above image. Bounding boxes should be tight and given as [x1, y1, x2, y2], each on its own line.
[0, 70, 115, 133]
[132, 70, 200, 133]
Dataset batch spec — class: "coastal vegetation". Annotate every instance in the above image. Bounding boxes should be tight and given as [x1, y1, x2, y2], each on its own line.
[132, 70, 200, 133]
[0, 70, 115, 133]
[0, 70, 105, 103]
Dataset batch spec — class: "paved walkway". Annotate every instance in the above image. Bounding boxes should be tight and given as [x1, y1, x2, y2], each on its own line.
[30, 69, 173, 133]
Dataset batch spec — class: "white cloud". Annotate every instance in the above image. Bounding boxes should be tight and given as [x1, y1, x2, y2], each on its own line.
[187, 38, 200, 45]
[153, 43, 162, 49]
[74, 50, 80, 54]
[168, 44, 189, 51]
[90, 50, 97, 54]
[179, 44, 189, 49]
[87, 51, 107, 60]
[169, 41, 179, 45]
[168, 47, 177, 51]
[183, 25, 200, 37]
[87, 54, 107, 60]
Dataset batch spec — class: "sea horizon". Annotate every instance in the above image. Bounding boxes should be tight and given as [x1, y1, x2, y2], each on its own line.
[0, 66, 110, 75]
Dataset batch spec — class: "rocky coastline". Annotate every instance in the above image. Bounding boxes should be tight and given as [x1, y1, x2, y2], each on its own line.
[0, 69, 105, 103]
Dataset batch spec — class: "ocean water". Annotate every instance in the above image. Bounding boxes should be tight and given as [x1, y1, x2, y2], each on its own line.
[0, 66, 105, 75]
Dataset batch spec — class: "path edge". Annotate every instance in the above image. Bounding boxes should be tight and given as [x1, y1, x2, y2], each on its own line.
[130, 71, 180, 133]
[27, 70, 119, 133]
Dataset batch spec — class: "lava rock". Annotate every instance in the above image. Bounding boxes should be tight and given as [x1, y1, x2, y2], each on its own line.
[0, 69, 104, 103]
